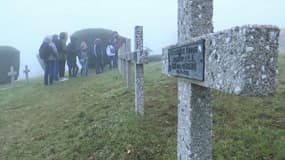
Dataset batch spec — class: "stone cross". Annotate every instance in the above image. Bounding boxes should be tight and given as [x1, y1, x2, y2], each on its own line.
[133, 26, 146, 116]
[162, 0, 280, 159]
[8, 66, 17, 86]
[23, 65, 30, 83]
[118, 26, 147, 116]
[118, 39, 132, 88]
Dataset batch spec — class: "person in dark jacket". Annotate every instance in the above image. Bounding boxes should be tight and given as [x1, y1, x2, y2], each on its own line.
[58, 32, 68, 79]
[67, 36, 78, 77]
[39, 35, 58, 85]
[93, 39, 104, 74]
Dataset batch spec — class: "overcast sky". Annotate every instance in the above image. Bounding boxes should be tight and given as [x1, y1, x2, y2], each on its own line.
[0, 0, 284, 78]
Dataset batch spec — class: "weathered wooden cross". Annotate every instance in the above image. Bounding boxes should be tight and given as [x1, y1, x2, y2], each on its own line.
[162, 0, 280, 159]
[8, 66, 17, 86]
[118, 26, 148, 116]
[23, 65, 30, 83]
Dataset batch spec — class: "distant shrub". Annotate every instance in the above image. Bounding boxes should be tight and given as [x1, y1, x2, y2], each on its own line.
[72, 28, 126, 68]
[148, 54, 162, 63]
[0, 46, 20, 84]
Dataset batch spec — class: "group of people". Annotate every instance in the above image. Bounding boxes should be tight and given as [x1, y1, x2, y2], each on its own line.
[39, 32, 119, 85]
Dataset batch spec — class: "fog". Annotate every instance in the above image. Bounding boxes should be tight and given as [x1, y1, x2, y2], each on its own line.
[1, 0, 284, 79]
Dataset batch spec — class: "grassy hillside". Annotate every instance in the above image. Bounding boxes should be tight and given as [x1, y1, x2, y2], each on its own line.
[0, 54, 285, 160]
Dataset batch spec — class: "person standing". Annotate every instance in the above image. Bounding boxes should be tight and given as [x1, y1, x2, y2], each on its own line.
[58, 32, 68, 79]
[113, 38, 119, 68]
[93, 39, 104, 74]
[67, 36, 79, 77]
[106, 41, 116, 69]
[39, 36, 58, 85]
[79, 41, 88, 77]
[52, 34, 60, 81]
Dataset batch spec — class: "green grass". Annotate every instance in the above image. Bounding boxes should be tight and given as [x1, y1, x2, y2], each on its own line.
[0, 54, 285, 160]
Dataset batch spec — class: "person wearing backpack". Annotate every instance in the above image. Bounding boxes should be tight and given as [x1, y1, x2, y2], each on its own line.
[58, 32, 68, 79]
[39, 35, 58, 85]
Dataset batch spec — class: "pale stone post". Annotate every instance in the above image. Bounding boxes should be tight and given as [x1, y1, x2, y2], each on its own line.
[118, 48, 122, 75]
[162, 0, 280, 159]
[119, 43, 125, 77]
[8, 66, 17, 86]
[23, 65, 30, 83]
[177, 0, 213, 159]
[134, 26, 144, 116]
[125, 39, 133, 89]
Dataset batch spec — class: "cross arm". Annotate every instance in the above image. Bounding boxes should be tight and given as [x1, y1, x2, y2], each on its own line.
[162, 25, 280, 96]
[119, 50, 149, 64]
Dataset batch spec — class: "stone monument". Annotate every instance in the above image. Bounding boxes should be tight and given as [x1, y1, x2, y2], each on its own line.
[23, 65, 30, 83]
[8, 66, 17, 86]
[162, 0, 280, 159]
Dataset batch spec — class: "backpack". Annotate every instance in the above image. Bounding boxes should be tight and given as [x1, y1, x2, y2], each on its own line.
[39, 43, 51, 60]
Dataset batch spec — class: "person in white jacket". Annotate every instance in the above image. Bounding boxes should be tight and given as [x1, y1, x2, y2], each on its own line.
[106, 41, 115, 69]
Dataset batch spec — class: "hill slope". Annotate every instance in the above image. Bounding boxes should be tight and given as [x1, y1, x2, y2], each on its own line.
[0, 56, 285, 159]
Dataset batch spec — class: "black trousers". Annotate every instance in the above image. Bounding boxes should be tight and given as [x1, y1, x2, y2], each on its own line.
[58, 59, 66, 78]
[95, 55, 104, 74]
[68, 63, 78, 77]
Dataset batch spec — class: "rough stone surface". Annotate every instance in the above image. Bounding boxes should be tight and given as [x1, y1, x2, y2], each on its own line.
[163, 25, 280, 96]
[177, 0, 213, 159]
[177, 80, 212, 160]
[134, 26, 147, 64]
[178, 0, 213, 42]
[135, 26, 144, 116]
[135, 64, 144, 115]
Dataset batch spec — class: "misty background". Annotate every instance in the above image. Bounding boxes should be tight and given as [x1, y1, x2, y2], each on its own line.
[1, 0, 284, 79]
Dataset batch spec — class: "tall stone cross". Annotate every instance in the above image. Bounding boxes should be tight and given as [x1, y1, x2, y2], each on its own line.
[133, 26, 146, 116]
[8, 66, 17, 86]
[162, 0, 280, 159]
[118, 26, 147, 116]
[23, 65, 30, 83]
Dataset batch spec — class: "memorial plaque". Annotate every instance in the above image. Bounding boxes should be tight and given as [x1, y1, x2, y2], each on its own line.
[168, 40, 205, 81]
